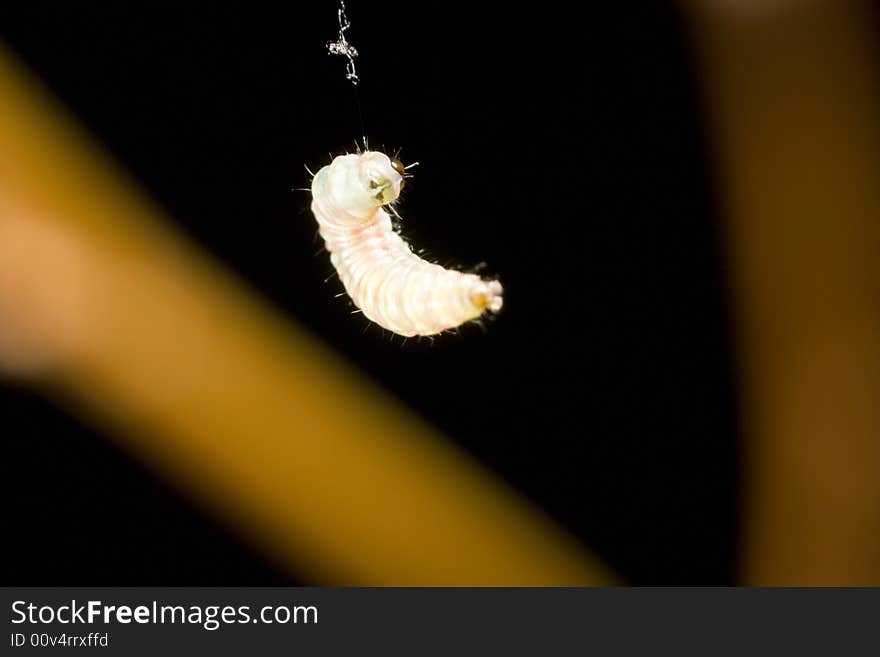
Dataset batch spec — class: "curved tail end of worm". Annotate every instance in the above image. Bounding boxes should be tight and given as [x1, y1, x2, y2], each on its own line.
[471, 278, 504, 315]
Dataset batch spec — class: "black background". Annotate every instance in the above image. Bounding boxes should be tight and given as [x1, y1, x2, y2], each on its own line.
[0, 1, 739, 584]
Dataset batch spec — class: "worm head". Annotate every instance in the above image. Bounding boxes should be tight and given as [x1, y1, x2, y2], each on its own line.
[314, 151, 404, 222]
[358, 151, 404, 206]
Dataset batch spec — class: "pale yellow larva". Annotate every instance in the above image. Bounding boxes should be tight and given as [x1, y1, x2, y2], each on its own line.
[309, 151, 503, 337]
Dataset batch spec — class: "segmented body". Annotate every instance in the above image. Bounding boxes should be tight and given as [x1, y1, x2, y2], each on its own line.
[310, 151, 503, 337]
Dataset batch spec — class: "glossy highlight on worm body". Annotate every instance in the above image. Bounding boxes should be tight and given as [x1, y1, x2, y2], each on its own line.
[310, 151, 503, 336]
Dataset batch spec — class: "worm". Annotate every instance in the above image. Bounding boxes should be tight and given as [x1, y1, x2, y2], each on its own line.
[309, 151, 503, 337]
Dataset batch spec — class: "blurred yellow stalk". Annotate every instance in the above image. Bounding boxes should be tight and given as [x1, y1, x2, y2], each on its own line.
[687, 0, 880, 584]
[0, 44, 613, 585]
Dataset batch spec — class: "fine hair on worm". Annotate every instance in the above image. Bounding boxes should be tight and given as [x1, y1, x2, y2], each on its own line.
[310, 150, 503, 337]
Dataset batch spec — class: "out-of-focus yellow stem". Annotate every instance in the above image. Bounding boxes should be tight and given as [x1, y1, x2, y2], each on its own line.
[0, 44, 614, 585]
[686, 0, 880, 584]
